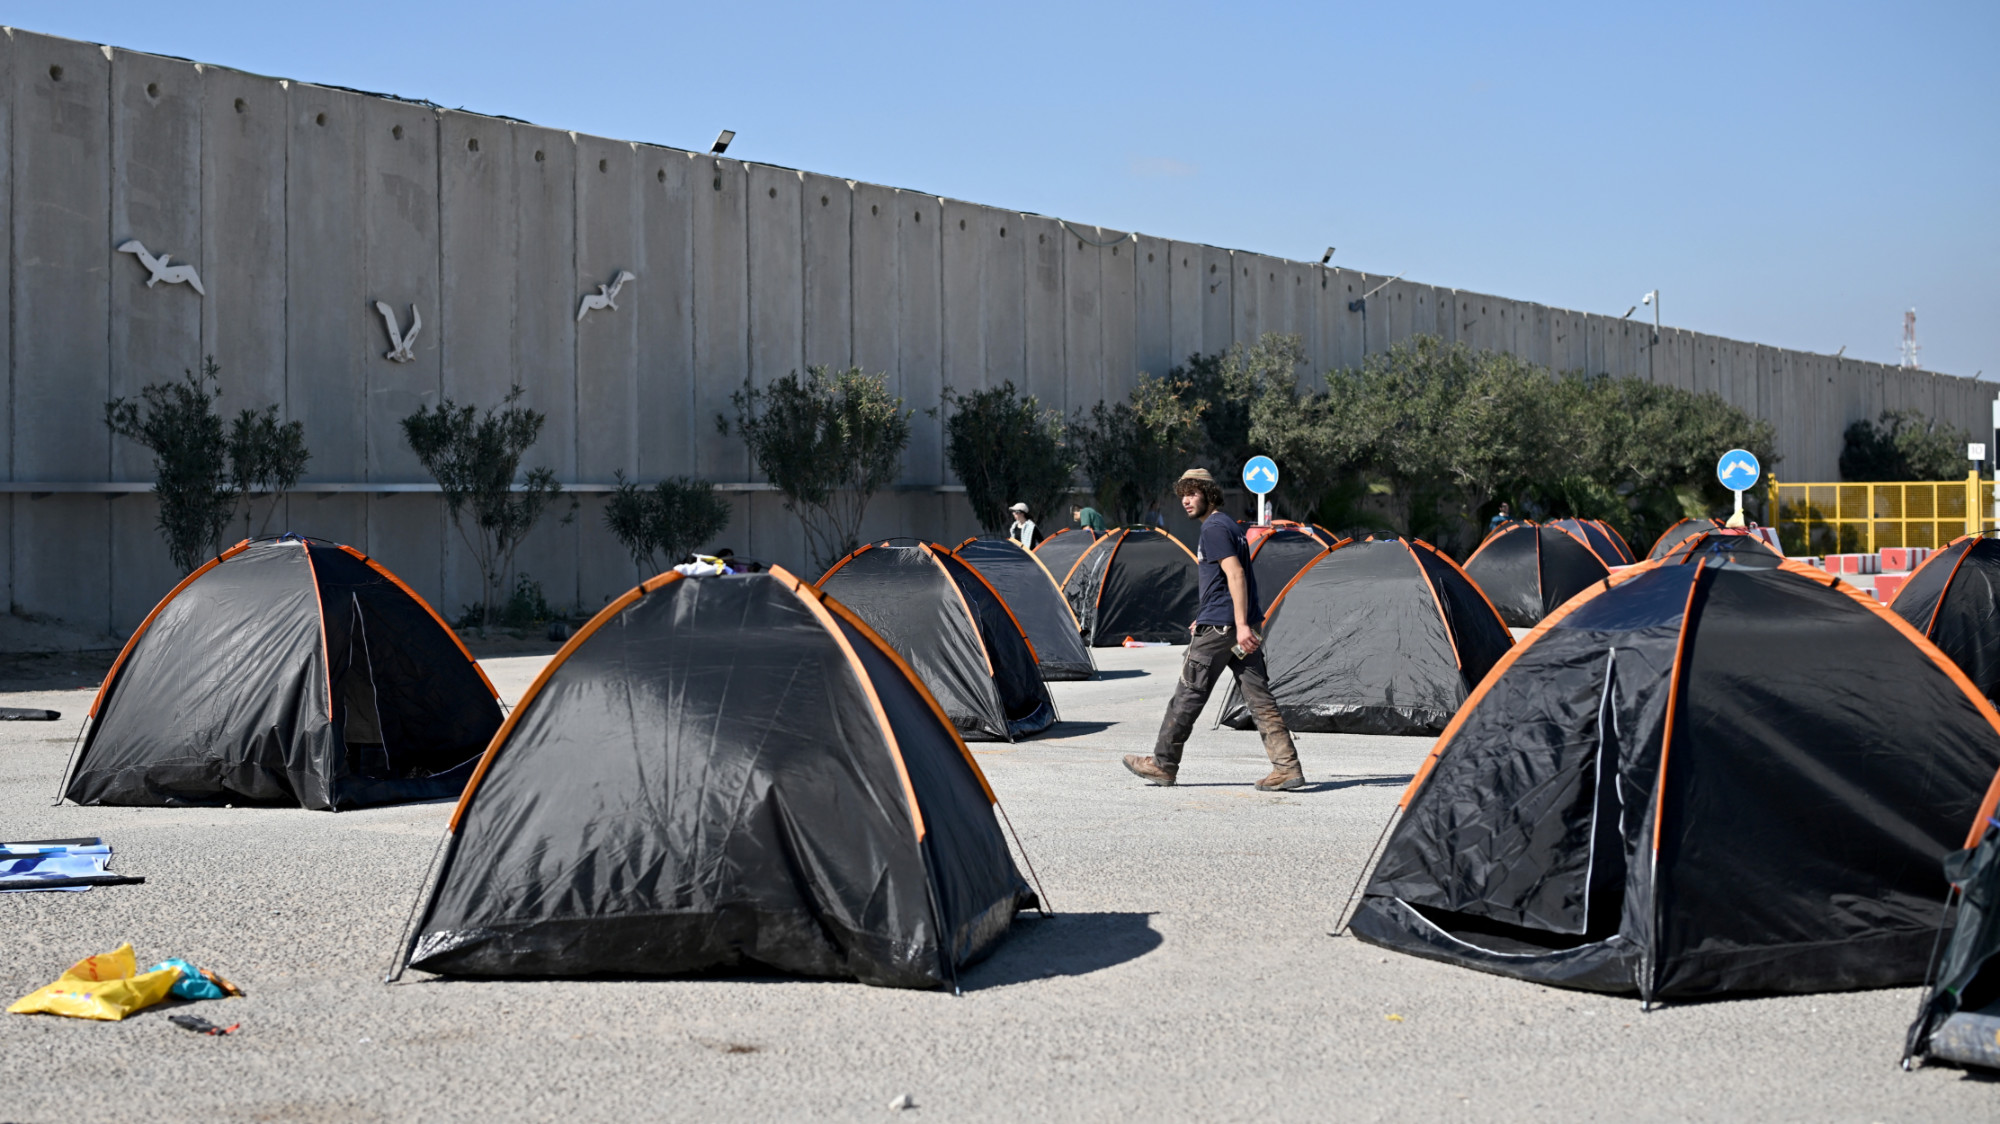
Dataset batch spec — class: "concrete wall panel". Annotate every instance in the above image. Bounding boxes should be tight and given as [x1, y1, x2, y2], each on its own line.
[1063, 225, 1104, 412]
[1230, 252, 1263, 347]
[1200, 245, 1233, 356]
[574, 135, 642, 483]
[850, 182, 899, 385]
[109, 49, 202, 482]
[1135, 234, 1171, 381]
[983, 207, 1026, 391]
[1020, 214, 1065, 413]
[1167, 242, 1203, 368]
[898, 192, 943, 483]
[510, 124, 577, 482]
[693, 156, 748, 478]
[638, 147, 695, 479]
[438, 111, 515, 412]
[1327, 270, 1364, 370]
[12, 34, 112, 626]
[203, 66, 288, 419]
[1100, 229, 1138, 403]
[360, 95, 440, 481]
[940, 197, 986, 397]
[286, 84, 366, 482]
[801, 172, 851, 371]
[747, 163, 803, 387]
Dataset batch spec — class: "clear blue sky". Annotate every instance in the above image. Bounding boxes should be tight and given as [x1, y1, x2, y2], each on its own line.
[10, 1, 1994, 376]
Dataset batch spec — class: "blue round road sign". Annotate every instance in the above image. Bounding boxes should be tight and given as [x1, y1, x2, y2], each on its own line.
[1242, 456, 1279, 495]
[1716, 448, 1761, 492]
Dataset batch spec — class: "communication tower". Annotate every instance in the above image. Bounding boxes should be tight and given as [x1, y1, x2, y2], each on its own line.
[1901, 308, 1922, 369]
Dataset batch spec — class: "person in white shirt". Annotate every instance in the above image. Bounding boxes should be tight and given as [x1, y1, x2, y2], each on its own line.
[1007, 503, 1037, 549]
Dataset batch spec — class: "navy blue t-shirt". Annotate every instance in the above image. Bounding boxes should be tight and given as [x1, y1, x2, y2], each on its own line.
[1194, 514, 1262, 627]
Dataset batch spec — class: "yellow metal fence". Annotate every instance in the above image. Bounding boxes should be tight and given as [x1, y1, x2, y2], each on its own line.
[1771, 472, 1998, 556]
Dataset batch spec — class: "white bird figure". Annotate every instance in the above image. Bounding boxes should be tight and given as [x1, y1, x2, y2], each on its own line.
[374, 301, 421, 363]
[116, 240, 206, 295]
[576, 270, 637, 321]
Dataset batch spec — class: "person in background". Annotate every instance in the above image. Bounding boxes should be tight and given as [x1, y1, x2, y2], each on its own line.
[1007, 503, 1037, 548]
[1488, 502, 1512, 531]
[1123, 468, 1304, 792]
[1072, 503, 1107, 533]
[1145, 501, 1166, 529]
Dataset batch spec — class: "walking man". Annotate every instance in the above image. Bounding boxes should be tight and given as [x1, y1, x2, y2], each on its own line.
[1123, 468, 1304, 791]
[1007, 502, 1037, 548]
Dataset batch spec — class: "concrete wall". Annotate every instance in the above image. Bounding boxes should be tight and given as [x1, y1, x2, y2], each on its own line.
[2, 26, 1990, 639]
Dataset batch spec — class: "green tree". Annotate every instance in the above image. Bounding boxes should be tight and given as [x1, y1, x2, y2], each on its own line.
[1182, 334, 1308, 490]
[401, 386, 570, 634]
[1072, 373, 1205, 525]
[106, 357, 315, 573]
[938, 382, 1076, 532]
[1839, 409, 1970, 482]
[104, 359, 235, 574]
[721, 365, 912, 573]
[227, 404, 311, 539]
[603, 472, 733, 575]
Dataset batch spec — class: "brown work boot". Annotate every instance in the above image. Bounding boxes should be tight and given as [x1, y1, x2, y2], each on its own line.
[1122, 755, 1177, 786]
[1255, 766, 1305, 792]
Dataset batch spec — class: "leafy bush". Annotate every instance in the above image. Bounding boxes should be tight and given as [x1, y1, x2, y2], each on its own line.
[227, 404, 310, 538]
[939, 382, 1075, 532]
[1839, 410, 1970, 481]
[402, 386, 570, 634]
[1072, 374, 1205, 525]
[721, 366, 911, 572]
[105, 357, 313, 573]
[603, 472, 733, 574]
[456, 572, 556, 631]
[1178, 332, 1778, 557]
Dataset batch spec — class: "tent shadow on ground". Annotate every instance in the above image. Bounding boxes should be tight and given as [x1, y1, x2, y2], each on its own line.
[957, 911, 1162, 991]
[1040, 720, 1120, 737]
[1090, 669, 1151, 680]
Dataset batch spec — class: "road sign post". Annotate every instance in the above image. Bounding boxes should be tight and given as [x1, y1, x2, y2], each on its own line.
[1242, 456, 1279, 528]
[1716, 449, 1761, 523]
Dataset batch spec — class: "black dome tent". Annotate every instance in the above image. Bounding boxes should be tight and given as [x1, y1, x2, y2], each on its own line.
[1062, 528, 1200, 646]
[1247, 523, 1344, 603]
[1033, 527, 1099, 585]
[1658, 528, 1783, 567]
[1904, 793, 2000, 1071]
[1891, 535, 2000, 707]
[399, 568, 1040, 990]
[64, 536, 502, 811]
[1647, 516, 1722, 561]
[818, 543, 1056, 740]
[1550, 518, 1636, 566]
[1219, 538, 1511, 735]
[950, 538, 1095, 681]
[1461, 522, 1610, 628]
[1348, 557, 2000, 1001]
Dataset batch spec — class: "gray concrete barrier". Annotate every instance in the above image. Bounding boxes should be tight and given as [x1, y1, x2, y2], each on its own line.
[1, 25, 1988, 639]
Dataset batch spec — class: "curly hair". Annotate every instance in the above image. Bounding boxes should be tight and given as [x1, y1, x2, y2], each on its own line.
[1174, 476, 1224, 512]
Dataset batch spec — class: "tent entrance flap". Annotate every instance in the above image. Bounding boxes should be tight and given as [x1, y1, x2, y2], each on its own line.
[337, 592, 390, 778]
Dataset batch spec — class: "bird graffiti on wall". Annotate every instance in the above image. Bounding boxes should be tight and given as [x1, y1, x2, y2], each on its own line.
[577, 271, 636, 322]
[375, 302, 421, 363]
[116, 240, 206, 295]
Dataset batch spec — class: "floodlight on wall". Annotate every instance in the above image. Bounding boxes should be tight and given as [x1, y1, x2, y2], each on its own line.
[710, 130, 735, 156]
[1321, 247, 1336, 265]
[1621, 306, 1637, 319]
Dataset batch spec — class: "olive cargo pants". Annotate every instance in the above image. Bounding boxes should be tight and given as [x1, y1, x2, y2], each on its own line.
[1152, 625, 1299, 772]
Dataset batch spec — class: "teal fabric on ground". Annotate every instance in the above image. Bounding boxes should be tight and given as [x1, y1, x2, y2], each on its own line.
[148, 959, 230, 1000]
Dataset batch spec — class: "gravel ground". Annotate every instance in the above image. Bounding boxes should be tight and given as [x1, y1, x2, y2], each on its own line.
[1, 646, 1991, 1121]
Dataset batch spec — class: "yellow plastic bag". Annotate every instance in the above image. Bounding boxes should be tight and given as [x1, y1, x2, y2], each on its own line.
[8, 943, 181, 1021]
